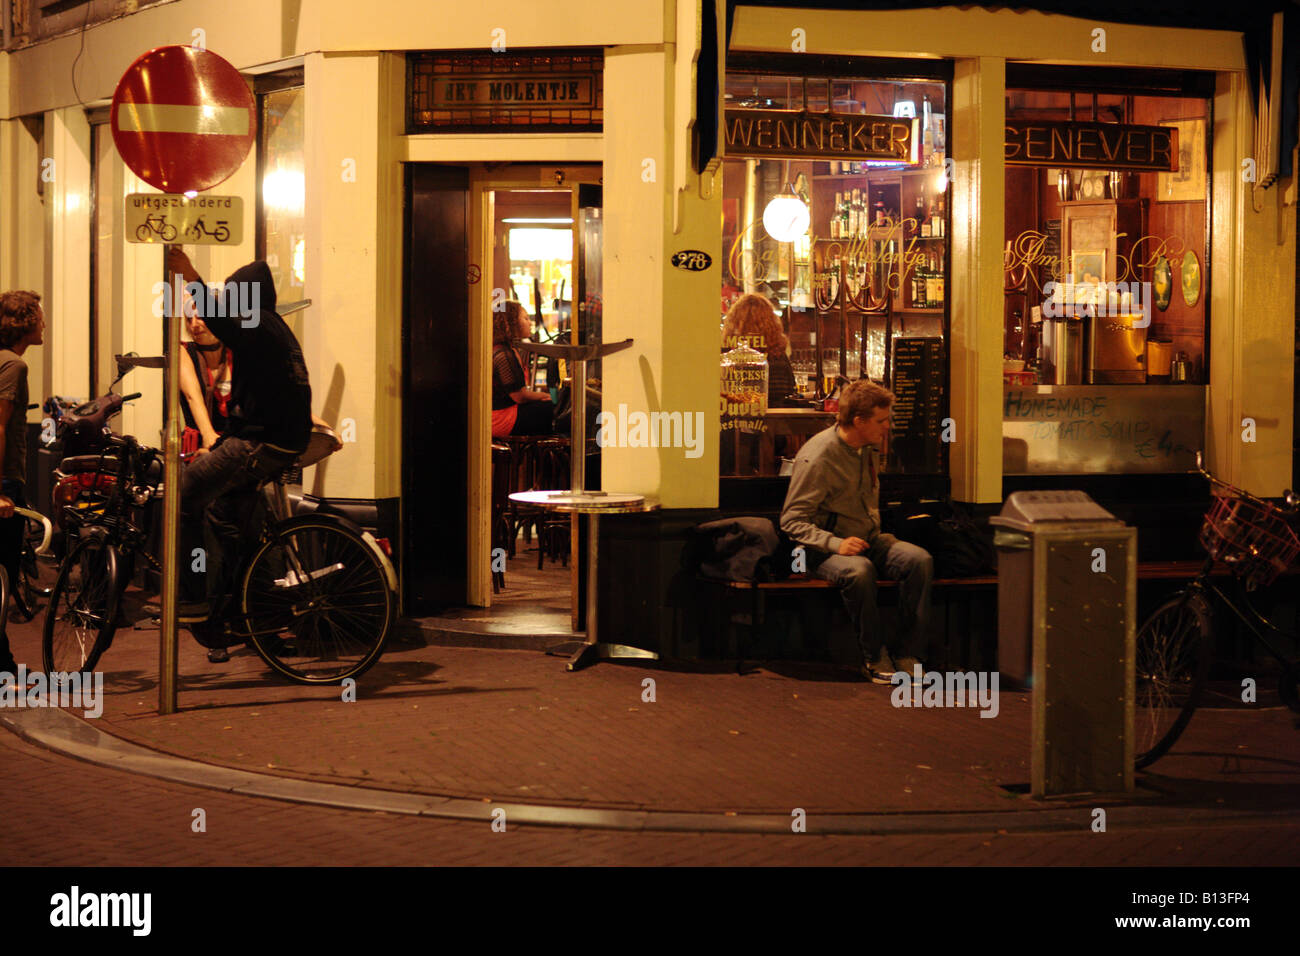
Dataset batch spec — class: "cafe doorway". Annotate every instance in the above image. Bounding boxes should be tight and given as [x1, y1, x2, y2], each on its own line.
[482, 170, 602, 624]
[401, 162, 600, 620]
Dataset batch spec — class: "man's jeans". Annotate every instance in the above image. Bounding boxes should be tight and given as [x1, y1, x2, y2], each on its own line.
[813, 537, 933, 664]
[180, 437, 299, 619]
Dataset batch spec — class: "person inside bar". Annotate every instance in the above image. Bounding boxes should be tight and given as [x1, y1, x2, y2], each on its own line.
[492, 300, 556, 438]
[721, 293, 799, 407]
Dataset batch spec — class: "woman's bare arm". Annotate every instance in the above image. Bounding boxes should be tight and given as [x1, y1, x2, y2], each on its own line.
[179, 353, 220, 448]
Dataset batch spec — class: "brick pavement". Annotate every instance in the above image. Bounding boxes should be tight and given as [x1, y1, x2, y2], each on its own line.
[4, 731, 1299, 866]
[3, 606, 1299, 822]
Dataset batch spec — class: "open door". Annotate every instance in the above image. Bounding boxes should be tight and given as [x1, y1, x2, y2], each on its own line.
[403, 165, 470, 612]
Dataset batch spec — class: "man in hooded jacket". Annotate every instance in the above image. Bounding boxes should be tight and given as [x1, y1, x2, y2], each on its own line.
[167, 249, 314, 634]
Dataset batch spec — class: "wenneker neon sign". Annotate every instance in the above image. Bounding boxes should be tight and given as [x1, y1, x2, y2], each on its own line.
[725, 109, 918, 163]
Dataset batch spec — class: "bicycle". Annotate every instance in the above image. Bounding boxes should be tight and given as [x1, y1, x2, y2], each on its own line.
[10, 507, 55, 621]
[1134, 452, 1300, 769]
[0, 506, 53, 629]
[42, 422, 397, 685]
[134, 215, 178, 242]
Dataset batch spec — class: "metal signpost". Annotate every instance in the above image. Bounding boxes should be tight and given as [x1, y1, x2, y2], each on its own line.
[111, 45, 257, 714]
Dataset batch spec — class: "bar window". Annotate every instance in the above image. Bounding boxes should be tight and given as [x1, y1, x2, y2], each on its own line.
[1002, 83, 1210, 476]
[720, 68, 951, 480]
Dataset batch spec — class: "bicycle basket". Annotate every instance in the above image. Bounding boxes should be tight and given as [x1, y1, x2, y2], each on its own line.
[1199, 493, 1300, 588]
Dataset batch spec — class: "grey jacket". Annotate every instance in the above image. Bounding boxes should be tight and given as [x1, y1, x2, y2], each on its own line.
[779, 425, 898, 556]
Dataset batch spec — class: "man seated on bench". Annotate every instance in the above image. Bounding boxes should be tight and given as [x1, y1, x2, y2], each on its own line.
[779, 380, 933, 683]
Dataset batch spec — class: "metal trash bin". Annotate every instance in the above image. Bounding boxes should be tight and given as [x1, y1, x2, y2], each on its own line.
[991, 491, 1136, 797]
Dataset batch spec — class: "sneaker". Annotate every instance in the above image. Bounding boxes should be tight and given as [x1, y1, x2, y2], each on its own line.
[863, 648, 897, 684]
[207, 647, 230, 664]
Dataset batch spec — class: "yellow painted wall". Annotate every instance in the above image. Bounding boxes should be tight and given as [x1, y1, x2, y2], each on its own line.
[600, 3, 722, 508]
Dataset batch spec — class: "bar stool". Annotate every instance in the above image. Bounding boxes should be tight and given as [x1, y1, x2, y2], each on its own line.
[490, 442, 513, 591]
[534, 437, 571, 568]
[500, 434, 546, 555]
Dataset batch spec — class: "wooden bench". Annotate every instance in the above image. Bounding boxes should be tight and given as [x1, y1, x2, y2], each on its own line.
[704, 559, 1249, 672]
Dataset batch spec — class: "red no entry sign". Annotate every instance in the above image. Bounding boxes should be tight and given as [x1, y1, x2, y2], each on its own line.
[111, 45, 256, 194]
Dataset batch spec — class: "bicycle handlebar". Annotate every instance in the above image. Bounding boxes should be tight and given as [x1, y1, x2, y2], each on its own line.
[1196, 450, 1300, 516]
[12, 506, 52, 555]
[121, 392, 142, 402]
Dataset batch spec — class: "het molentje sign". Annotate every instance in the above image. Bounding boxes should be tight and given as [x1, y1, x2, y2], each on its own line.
[431, 74, 595, 108]
[725, 109, 918, 163]
[1004, 120, 1179, 172]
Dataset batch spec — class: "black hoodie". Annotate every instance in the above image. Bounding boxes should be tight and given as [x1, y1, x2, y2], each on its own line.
[193, 261, 312, 452]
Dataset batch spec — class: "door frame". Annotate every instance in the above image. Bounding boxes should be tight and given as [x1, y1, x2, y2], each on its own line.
[467, 163, 603, 607]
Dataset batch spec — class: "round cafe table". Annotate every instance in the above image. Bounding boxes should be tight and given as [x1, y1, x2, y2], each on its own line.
[509, 490, 660, 671]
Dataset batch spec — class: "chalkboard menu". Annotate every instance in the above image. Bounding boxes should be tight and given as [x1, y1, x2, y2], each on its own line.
[890, 337, 945, 472]
[1041, 219, 1061, 289]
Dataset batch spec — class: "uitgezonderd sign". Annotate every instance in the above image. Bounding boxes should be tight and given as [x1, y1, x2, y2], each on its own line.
[725, 109, 918, 164]
[1004, 121, 1179, 172]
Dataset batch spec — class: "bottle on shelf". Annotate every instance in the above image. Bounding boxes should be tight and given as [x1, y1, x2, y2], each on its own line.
[873, 200, 885, 227]
[913, 196, 924, 237]
[849, 188, 859, 237]
[831, 192, 842, 239]
[922, 95, 933, 166]
[921, 197, 933, 238]
[936, 196, 945, 238]
[840, 192, 850, 239]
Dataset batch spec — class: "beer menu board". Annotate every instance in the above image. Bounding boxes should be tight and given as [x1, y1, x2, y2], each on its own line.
[890, 337, 945, 472]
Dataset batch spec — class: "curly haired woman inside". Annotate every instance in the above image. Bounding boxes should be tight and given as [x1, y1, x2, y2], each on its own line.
[492, 300, 556, 438]
[721, 292, 799, 407]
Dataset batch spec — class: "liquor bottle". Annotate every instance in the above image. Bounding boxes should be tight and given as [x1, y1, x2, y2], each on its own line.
[848, 188, 859, 237]
[856, 190, 866, 238]
[921, 197, 932, 238]
[831, 192, 842, 239]
[913, 196, 924, 237]
[874, 200, 885, 227]
[922, 95, 934, 166]
[840, 192, 850, 238]
[936, 196, 945, 238]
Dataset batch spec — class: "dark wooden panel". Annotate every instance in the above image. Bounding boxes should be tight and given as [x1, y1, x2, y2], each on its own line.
[403, 164, 470, 611]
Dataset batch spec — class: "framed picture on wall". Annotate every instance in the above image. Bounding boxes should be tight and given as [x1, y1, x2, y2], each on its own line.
[1158, 118, 1206, 202]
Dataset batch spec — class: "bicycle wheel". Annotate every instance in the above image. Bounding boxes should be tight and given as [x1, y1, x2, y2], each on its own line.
[1134, 592, 1213, 769]
[240, 518, 395, 684]
[134, 224, 152, 241]
[11, 515, 53, 621]
[42, 534, 120, 676]
[161, 223, 178, 241]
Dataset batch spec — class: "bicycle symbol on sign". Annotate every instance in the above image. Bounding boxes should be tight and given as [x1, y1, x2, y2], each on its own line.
[185, 218, 231, 242]
[134, 215, 178, 242]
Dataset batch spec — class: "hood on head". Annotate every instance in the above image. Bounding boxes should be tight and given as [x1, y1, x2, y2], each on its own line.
[223, 260, 277, 315]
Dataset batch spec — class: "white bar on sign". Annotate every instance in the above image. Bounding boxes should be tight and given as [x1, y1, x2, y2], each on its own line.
[116, 103, 249, 136]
